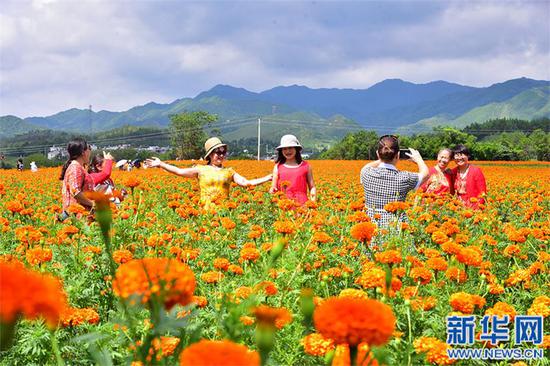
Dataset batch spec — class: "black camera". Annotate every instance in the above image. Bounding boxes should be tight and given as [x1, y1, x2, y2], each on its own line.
[399, 149, 411, 160]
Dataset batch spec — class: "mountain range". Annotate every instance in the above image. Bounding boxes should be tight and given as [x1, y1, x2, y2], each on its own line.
[1, 77, 549, 143]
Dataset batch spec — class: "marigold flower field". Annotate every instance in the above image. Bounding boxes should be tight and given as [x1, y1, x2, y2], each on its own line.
[0, 160, 549, 365]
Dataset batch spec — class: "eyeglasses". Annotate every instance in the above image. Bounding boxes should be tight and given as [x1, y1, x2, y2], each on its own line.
[213, 148, 227, 156]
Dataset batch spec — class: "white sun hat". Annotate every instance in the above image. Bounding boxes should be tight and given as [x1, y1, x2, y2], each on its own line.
[276, 135, 303, 150]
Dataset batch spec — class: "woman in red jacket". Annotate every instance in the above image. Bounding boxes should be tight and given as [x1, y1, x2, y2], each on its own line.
[451, 144, 487, 209]
[419, 148, 455, 196]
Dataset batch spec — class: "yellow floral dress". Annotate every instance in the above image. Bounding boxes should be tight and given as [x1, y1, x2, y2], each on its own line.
[196, 165, 235, 211]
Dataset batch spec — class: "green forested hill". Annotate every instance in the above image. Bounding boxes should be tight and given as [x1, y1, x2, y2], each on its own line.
[2, 78, 549, 138]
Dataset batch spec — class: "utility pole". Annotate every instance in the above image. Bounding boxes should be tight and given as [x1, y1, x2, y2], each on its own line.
[257, 117, 261, 161]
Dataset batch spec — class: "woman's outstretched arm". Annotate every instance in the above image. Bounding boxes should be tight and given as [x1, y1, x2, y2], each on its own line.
[233, 172, 273, 187]
[145, 157, 199, 178]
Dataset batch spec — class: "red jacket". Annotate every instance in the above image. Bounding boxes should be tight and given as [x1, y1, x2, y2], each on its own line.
[452, 164, 487, 209]
[89, 159, 114, 186]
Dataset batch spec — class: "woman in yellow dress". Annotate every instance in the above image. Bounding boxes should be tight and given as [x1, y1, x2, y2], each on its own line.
[145, 137, 272, 211]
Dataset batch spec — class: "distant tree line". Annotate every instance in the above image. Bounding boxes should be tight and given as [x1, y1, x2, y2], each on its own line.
[320, 118, 549, 161]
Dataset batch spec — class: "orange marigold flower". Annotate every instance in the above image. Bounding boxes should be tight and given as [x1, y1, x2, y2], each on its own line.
[228, 264, 244, 275]
[125, 177, 141, 188]
[61, 307, 100, 327]
[274, 220, 296, 235]
[193, 295, 208, 308]
[252, 305, 293, 329]
[539, 335, 550, 349]
[25, 247, 53, 266]
[113, 249, 133, 264]
[61, 225, 79, 236]
[355, 266, 385, 289]
[5, 200, 24, 214]
[441, 241, 463, 256]
[179, 339, 260, 366]
[240, 315, 255, 326]
[220, 217, 236, 230]
[234, 286, 254, 301]
[240, 247, 260, 262]
[527, 296, 550, 317]
[277, 198, 298, 211]
[255, 281, 278, 296]
[201, 271, 224, 284]
[431, 231, 448, 245]
[301, 333, 335, 357]
[0, 261, 68, 327]
[213, 257, 230, 271]
[312, 231, 333, 244]
[449, 292, 486, 314]
[350, 222, 377, 243]
[384, 201, 409, 213]
[456, 246, 483, 267]
[112, 258, 196, 309]
[503, 244, 521, 258]
[445, 267, 468, 283]
[313, 297, 395, 346]
[410, 296, 437, 311]
[374, 250, 402, 265]
[488, 282, 505, 295]
[426, 257, 448, 272]
[413, 337, 456, 365]
[347, 211, 371, 223]
[504, 269, 531, 287]
[485, 302, 516, 320]
[152, 336, 180, 358]
[339, 288, 369, 300]
[410, 267, 433, 285]
[66, 203, 88, 215]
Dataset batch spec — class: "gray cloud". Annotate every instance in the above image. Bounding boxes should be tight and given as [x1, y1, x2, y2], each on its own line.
[0, 0, 548, 117]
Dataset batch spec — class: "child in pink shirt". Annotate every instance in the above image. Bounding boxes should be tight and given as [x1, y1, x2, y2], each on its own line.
[269, 135, 316, 205]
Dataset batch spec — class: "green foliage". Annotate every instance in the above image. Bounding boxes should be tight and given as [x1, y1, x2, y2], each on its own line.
[170, 111, 218, 159]
[323, 119, 549, 161]
[319, 130, 379, 159]
[400, 127, 476, 160]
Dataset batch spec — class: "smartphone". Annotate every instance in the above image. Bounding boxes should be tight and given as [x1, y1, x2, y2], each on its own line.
[399, 149, 411, 160]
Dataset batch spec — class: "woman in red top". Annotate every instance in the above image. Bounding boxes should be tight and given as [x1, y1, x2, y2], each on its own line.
[269, 135, 316, 205]
[59, 138, 95, 219]
[419, 148, 455, 196]
[451, 144, 487, 209]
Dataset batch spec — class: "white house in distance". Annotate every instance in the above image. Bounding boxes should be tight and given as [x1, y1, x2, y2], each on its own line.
[47, 146, 68, 160]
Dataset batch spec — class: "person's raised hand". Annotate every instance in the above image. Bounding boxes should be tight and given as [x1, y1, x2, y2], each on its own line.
[406, 148, 423, 163]
[103, 151, 114, 160]
[145, 157, 162, 168]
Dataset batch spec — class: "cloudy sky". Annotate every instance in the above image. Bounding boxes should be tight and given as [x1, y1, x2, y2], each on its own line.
[1, 0, 549, 117]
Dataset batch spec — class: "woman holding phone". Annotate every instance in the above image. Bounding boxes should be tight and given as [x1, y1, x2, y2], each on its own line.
[360, 135, 428, 228]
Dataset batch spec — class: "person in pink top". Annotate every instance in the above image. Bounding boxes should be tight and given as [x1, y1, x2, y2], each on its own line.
[269, 135, 316, 205]
[59, 138, 95, 220]
[451, 144, 487, 209]
[88, 151, 115, 193]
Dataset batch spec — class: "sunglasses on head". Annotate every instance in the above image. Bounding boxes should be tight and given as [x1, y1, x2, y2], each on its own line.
[379, 134, 398, 141]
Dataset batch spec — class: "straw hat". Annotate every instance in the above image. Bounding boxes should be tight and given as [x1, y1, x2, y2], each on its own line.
[276, 135, 302, 150]
[204, 137, 227, 159]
